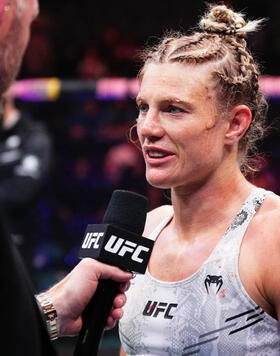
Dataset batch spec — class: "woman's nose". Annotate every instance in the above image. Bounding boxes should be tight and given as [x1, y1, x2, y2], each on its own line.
[137, 110, 164, 141]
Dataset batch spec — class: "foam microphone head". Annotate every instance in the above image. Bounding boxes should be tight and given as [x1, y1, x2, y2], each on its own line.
[102, 190, 148, 234]
[79, 189, 153, 274]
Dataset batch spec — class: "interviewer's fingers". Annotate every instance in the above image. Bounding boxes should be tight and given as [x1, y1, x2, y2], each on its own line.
[119, 281, 131, 293]
[106, 315, 117, 330]
[106, 308, 124, 330]
[113, 293, 127, 309]
[83, 259, 133, 282]
[105, 293, 127, 330]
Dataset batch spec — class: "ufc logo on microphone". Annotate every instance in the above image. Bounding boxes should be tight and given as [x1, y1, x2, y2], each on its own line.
[82, 232, 104, 249]
[143, 300, 178, 319]
[104, 235, 150, 263]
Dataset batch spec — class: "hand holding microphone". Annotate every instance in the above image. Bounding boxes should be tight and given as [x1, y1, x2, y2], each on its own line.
[74, 190, 154, 356]
[46, 258, 132, 337]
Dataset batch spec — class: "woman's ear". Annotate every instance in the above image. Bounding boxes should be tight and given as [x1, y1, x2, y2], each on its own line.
[224, 105, 252, 145]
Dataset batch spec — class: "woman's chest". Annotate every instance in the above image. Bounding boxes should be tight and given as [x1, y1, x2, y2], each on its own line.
[120, 261, 279, 356]
[148, 231, 223, 282]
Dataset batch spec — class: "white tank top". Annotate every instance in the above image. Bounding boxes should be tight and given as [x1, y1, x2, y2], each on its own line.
[119, 188, 280, 355]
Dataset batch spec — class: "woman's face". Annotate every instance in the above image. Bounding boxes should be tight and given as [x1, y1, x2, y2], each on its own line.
[136, 62, 229, 190]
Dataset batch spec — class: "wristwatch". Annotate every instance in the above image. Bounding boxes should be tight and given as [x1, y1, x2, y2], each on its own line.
[35, 293, 60, 340]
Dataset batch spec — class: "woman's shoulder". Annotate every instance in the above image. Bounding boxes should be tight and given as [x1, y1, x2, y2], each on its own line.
[259, 191, 280, 224]
[259, 191, 280, 220]
[250, 191, 280, 244]
[143, 204, 173, 237]
[247, 191, 280, 312]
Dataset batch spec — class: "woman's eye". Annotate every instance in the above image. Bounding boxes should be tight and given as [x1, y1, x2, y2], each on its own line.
[138, 104, 149, 113]
[169, 106, 183, 114]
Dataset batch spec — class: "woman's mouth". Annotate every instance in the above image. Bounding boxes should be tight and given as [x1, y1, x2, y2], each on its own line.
[147, 150, 167, 158]
[144, 147, 175, 164]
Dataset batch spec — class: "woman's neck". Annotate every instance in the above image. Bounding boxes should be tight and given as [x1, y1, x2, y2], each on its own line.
[170, 164, 254, 242]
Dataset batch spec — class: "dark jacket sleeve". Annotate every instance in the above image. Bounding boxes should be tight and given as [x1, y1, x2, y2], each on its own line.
[0, 120, 52, 208]
[0, 207, 57, 355]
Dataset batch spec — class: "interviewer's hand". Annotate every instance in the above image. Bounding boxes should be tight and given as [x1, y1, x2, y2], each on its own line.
[47, 258, 132, 336]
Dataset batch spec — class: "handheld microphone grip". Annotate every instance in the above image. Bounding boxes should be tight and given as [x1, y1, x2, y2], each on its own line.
[73, 279, 119, 356]
[74, 190, 151, 356]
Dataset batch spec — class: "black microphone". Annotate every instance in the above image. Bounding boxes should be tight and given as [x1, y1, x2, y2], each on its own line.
[74, 190, 153, 356]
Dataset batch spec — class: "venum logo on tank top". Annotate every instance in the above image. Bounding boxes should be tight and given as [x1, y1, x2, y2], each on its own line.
[204, 274, 223, 294]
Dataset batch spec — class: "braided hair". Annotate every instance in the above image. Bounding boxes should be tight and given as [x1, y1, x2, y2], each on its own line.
[139, 4, 267, 174]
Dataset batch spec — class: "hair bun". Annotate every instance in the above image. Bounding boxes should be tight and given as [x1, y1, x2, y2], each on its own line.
[199, 4, 264, 38]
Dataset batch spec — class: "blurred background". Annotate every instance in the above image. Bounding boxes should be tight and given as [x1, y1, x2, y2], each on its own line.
[6, 0, 280, 354]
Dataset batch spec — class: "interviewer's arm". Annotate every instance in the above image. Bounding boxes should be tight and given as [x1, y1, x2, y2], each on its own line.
[37, 258, 132, 337]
